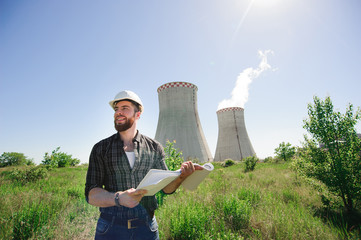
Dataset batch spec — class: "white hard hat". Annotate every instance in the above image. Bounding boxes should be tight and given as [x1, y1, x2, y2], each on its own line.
[109, 90, 143, 112]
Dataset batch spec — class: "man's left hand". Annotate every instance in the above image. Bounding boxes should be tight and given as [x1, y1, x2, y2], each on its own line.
[179, 161, 203, 179]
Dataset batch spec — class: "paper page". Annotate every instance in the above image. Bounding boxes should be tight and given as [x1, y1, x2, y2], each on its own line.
[136, 163, 214, 196]
[181, 163, 214, 191]
[136, 169, 181, 196]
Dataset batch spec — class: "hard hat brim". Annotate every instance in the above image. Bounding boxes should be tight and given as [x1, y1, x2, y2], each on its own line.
[109, 90, 143, 112]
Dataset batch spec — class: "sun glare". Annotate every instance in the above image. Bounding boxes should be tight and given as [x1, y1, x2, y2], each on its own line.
[252, 0, 282, 8]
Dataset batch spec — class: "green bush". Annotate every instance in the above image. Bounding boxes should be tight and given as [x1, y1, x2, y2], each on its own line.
[244, 155, 258, 172]
[163, 140, 184, 171]
[42, 147, 80, 168]
[263, 156, 273, 163]
[264, 156, 283, 164]
[223, 159, 236, 167]
[156, 140, 184, 206]
[9, 166, 48, 184]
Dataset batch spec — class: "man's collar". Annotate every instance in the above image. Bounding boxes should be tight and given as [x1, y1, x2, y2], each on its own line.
[115, 130, 140, 143]
[133, 130, 141, 142]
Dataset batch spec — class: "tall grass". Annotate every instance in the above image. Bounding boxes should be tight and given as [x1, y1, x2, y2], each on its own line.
[0, 165, 98, 239]
[157, 162, 360, 239]
[0, 162, 359, 239]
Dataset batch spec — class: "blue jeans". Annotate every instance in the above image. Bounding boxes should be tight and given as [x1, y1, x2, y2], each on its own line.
[94, 206, 159, 240]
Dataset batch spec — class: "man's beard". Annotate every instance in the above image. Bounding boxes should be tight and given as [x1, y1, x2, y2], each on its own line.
[114, 115, 135, 132]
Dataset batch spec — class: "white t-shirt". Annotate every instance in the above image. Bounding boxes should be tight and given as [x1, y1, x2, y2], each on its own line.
[125, 152, 136, 169]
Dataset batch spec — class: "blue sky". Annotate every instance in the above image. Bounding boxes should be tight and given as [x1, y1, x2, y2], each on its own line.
[1, 0, 360, 164]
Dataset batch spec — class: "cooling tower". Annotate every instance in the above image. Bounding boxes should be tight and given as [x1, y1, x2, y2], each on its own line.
[155, 82, 213, 163]
[214, 107, 256, 162]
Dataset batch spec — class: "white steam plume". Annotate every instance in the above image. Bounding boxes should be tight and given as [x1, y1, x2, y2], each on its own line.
[218, 50, 274, 110]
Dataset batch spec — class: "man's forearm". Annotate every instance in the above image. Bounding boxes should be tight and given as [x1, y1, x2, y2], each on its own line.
[88, 188, 116, 207]
[162, 176, 186, 194]
[89, 187, 148, 208]
[162, 161, 202, 194]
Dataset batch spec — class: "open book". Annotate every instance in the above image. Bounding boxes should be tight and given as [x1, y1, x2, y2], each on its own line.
[136, 163, 214, 196]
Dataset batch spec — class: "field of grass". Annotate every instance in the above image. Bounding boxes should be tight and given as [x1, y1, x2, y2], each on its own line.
[0, 165, 99, 239]
[0, 162, 360, 239]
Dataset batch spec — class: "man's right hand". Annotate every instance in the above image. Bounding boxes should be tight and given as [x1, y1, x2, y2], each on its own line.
[117, 188, 148, 208]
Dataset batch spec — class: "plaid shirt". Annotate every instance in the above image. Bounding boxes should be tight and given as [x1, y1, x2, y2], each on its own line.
[85, 131, 168, 213]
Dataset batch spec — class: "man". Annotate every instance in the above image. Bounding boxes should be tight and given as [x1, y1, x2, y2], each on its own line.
[85, 90, 201, 240]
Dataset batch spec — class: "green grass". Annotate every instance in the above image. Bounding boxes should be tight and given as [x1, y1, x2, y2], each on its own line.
[0, 165, 98, 239]
[0, 163, 360, 239]
[157, 162, 360, 239]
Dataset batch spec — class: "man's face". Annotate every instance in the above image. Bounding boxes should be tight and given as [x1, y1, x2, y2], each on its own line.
[113, 100, 140, 132]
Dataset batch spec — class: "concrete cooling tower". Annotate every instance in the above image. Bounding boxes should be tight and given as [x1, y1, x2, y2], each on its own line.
[214, 107, 256, 162]
[155, 82, 213, 163]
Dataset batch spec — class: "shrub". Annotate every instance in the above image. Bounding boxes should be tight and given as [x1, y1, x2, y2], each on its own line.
[42, 147, 80, 168]
[223, 159, 236, 167]
[156, 140, 184, 206]
[163, 140, 183, 171]
[263, 156, 273, 163]
[264, 156, 283, 164]
[244, 155, 258, 172]
[9, 166, 48, 184]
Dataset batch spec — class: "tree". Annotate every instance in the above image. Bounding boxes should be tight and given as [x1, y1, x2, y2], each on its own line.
[42, 147, 80, 168]
[0, 152, 34, 167]
[296, 96, 361, 212]
[274, 142, 296, 162]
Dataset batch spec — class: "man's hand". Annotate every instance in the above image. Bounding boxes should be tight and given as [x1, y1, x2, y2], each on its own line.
[162, 161, 203, 194]
[117, 188, 148, 208]
[179, 161, 204, 180]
